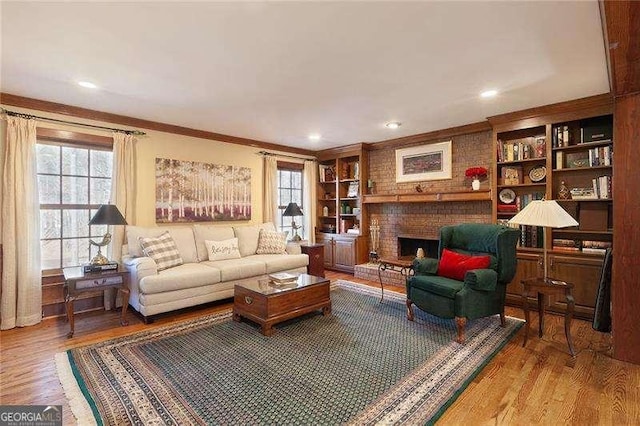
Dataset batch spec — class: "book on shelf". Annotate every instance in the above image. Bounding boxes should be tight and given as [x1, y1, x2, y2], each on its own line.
[553, 125, 571, 148]
[318, 165, 335, 182]
[570, 187, 598, 200]
[552, 239, 580, 251]
[555, 151, 564, 169]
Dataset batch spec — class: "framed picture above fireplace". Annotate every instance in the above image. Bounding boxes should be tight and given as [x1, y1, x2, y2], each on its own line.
[395, 141, 452, 183]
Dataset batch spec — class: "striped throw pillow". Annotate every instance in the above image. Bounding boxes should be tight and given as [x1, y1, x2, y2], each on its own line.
[256, 229, 287, 254]
[139, 231, 183, 271]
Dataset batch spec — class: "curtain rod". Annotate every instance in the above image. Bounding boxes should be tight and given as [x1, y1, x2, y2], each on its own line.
[0, 107, 146, 136]
[257, 150, 316, 161]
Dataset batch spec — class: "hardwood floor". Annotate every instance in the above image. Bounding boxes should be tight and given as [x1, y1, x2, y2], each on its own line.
[1, 271, 638, 425]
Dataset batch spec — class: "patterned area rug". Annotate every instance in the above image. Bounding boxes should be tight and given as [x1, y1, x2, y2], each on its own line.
[56, 280, 523, 425]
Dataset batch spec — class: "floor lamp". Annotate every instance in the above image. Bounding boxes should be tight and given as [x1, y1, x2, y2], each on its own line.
[509, 200, 578, 280]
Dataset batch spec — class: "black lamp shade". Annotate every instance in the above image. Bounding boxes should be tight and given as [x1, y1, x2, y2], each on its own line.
[89, 204, 128, 225]
[282, 202, 303, 217]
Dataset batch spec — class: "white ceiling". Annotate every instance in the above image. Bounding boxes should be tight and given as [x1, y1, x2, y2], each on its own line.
[1, 1, 609, 150]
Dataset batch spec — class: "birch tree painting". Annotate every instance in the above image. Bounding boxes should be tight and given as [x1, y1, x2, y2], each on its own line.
[156, 158, 251, 222]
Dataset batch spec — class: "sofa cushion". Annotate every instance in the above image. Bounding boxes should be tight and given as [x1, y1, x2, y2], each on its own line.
[233, 222, 276, 257]
[410, 275, 464, 299]
[193, 225, 235, 262]
[201, 258, 267, 281]
[127, 226, 198, 263]
[438, 248, 491, 281]
[247, 254, 309, 274]
[139, 231, 184, 271]
[256, 229, 287, 254]
[139, 263, 222, 294]
[205, 238, 242, 261]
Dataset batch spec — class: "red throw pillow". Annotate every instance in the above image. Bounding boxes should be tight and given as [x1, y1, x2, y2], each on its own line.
[437, 248, 491, 281]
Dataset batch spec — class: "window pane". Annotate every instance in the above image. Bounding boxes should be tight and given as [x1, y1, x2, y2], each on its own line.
[291, 190, 302, 205]
[62, 147, 89, 176]
[90, 177, 111, 205]
[292, 172, 301, 188]
[89, 208, 108, 237]
[280, 188, 292, 205]
[63, 238, 90, 267]
[90, 150, 113, 178]
[40, 209, 61, 239]
[36, 145, 59, 174]
[38, 175, 60, 204]
[280, 171, 291, 188]
[41, 239, 61, 270]
[62, 176, 89, 204]
[63, 209, 89, 238]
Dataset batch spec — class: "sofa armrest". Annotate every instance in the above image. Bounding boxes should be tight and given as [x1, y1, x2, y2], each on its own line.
[464, 268, 498, 292]
[413, 257, 438, 276]
[122, 256, 158, 289]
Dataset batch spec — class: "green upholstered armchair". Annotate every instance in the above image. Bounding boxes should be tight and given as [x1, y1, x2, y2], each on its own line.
[406, 224, 520, 343]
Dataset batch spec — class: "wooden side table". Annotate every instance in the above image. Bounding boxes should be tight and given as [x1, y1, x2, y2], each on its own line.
[378, 258, 414, 302]
[63, 266, 131, 338]
[521, 277, 575, 356]
[301, 243, 325, 278]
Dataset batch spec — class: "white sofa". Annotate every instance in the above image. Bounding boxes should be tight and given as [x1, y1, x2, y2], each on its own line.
[122, 222, 309, 322]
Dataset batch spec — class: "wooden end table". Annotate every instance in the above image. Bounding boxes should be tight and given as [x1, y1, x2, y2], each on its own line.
[63, 266, 130, 338]
[377, 258, 414, 302]
[521, 277, 575, 356]
[232, 273, 331, 336]
[300, 243, 325, 278]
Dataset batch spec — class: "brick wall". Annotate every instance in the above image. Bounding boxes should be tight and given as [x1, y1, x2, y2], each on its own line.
[367, 130, 493, 258]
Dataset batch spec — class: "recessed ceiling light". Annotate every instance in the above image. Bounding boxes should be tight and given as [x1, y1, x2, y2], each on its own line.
[308, 133, 321, 141]
[480, 89, 498, 98]
[78, 81, 98, 89]
[385, 122, 402, 129]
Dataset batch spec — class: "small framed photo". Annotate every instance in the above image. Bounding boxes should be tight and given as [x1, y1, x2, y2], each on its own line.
[347, 181, 359, 197]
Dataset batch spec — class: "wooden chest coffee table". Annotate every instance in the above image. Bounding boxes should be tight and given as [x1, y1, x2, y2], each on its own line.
[232, 274, 331, 336]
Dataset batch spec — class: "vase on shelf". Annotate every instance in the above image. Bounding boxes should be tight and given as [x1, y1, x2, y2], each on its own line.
[471, 178, 481, 191]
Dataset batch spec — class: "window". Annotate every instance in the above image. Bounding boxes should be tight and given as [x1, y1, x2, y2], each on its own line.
[37, 141, 113, 271]
[276, 164, 304, 239]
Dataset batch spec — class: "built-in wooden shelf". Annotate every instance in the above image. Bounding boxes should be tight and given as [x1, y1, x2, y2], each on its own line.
[363, 189, 491, 204]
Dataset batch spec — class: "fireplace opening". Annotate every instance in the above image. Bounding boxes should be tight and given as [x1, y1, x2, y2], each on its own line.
[397, 235, 439, 259]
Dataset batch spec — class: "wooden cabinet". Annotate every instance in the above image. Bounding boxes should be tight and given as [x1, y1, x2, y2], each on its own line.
[300, 243, 325, 278]
[315, 144, 370, 271]
[488, 95, 614, 320]
[316, 233, 363, 273]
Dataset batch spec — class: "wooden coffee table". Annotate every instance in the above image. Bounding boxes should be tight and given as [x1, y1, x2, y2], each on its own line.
[232, 273, 331, 336]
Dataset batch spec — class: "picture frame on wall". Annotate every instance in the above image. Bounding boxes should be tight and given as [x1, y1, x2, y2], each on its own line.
[395, 141, 452, 183]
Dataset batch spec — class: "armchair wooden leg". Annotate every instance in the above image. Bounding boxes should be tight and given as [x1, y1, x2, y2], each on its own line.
[500, 309, 506, 327]
[455, 317, 467, 343]
[406, 299, 415, 321]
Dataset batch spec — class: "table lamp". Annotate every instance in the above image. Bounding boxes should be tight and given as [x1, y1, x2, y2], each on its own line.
[282, 202, 303, 241]
[88, 204, 128, 265]
[509, 200, 578, 280]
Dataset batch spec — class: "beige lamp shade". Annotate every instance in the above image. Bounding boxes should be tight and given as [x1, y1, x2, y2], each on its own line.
[509, 200, 578, 228]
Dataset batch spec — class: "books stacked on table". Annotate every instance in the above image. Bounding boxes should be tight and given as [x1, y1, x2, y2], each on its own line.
[268, 272, 299, 285]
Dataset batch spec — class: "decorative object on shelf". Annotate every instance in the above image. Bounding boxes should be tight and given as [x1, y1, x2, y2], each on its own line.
[416, 248, 425, 258]
[341, 202, 347, 214]
[535, 137, 546, 158]
[501, 166, 523, 185]
[88, 204, 128, 265]
[529, 165, 547, 182]
[557, 181, 571, 200]
[322, 205, 329, 216]
[465, 166, 488, 190]
[155, 158, 251, 222]
[509, 200, 578, 280]
[347, 181, 359, 197]
[369, 219, 380, 263]
[367, 179, 374, 194]
[345, 205, 352, 214]
[341, 162, 350, 179]
[353, 207, 361, 215]
[282, 202, 304, 241]
[353, 162, 359, 179]
[498, 188, 516, 204]
[395, 141, 452, 183]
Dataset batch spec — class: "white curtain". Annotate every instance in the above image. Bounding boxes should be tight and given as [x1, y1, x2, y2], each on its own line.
[1, 117, 42, 330]
[303, 160, 317, 243]
[105, 132, 136, 310]
[263, 155, 278, 225]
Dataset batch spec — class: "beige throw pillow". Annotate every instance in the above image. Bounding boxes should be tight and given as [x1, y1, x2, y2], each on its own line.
[256, 229, 287, 255]
[205, 238, 242, 261]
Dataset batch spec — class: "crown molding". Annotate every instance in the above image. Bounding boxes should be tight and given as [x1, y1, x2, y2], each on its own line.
[0, 93, 316, 157]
